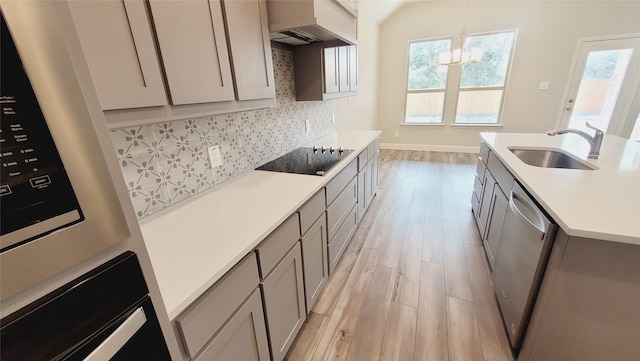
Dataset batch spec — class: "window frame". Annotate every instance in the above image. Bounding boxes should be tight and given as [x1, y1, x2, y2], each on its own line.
[402, 29, 518, 127]
[402, 36, 453, 125]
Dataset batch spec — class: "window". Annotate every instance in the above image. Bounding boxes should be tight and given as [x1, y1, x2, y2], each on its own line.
[405, 38, 451, 124]
[404, 30, 517, 125]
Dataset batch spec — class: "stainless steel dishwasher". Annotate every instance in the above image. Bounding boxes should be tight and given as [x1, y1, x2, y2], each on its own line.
[492, 180, 557, 352]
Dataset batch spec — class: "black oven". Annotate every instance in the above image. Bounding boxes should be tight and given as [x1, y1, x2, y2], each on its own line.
[0, 252, 172, 361]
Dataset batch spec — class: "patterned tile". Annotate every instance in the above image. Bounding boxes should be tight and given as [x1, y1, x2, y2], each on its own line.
[110, 47, 338, 219]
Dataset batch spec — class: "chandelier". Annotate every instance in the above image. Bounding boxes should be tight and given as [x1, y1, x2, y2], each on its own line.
[437, 3, 483, 70]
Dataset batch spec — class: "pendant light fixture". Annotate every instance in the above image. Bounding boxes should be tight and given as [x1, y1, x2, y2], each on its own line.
[438, 2, 483, 68]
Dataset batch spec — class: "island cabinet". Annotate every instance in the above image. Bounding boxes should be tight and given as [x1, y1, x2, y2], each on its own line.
[175, 253, 270, 361]
[293, 44, 358, 101]
[256, 214, 306, 361]
[472, 141, 513, 268]
[519, 230, 640, 361]
[67, 0, 275, 125]
[298, 190, 329, 311]
[325, 159, 358, 273]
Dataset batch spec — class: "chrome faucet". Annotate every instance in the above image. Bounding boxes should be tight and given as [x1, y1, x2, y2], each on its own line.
[546, 122, 604, 159]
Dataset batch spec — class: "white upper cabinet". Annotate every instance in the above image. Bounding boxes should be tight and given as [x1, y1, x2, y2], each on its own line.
[223, 0, 276, 100]
[293, 44, 357, 101]
[324, 47, 340, 94]
[67, 0, 276, 125]
[349, 45, 358, 92]
[149, 0, 235, 105]
[67, 0, 167, 110]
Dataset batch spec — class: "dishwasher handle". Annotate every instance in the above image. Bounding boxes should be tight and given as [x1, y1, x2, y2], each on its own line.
[508, 190, 547, 239]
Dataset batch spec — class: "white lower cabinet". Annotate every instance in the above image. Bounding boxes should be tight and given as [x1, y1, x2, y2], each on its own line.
[175, 139, 382, 361]
[300, 214, 329, 312]
[261, 242, 306, 361]
[356, 139, 379, 224]
[194, 290, 270, 361]
[472, 142, 514, 269]
[483, 185, 509, 267]
[175, 253, 267, 360]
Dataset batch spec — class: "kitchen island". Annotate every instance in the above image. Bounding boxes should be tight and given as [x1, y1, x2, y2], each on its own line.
[481, 132, 639, 244]
[478, 132, 640, 361]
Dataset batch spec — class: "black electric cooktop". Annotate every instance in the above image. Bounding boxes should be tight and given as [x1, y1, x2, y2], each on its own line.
[257, 147, 353, 176]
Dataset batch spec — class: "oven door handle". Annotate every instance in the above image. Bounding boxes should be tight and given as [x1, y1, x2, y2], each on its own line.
[83, 307, 147, 361]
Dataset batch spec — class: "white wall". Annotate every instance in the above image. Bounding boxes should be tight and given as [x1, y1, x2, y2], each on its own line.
[335, 1, 387, 130]
[377, 1, 640, 150]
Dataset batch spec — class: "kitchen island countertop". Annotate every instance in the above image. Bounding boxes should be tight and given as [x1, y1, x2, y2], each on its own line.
[139, 130, 381, 319]
[480, 132, 640, 245]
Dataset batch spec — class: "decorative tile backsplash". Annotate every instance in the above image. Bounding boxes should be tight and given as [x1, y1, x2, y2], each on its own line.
[110, 48, 337, 219]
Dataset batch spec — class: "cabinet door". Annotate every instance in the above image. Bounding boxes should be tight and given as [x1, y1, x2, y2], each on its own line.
[349, 45, 358, 92]
[477, 171, 496, 239]
[149, 0, 235, 105]
[356, 166, 367, 223]
[323, 47, 339, 94]
[366, 159, 375, 206]
[261, 242, 306, 361]
[223, 0, 275, 100]
[338, 46, 350, 92]
[300, 215, 329, 311]
[372, 149, 379, 194]
[67, 0, 167, 110]
[483, 186, 508, 268]
[194, 290, 270, 361]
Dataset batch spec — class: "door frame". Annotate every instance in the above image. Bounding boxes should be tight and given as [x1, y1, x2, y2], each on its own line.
[555, 33, 640, 136]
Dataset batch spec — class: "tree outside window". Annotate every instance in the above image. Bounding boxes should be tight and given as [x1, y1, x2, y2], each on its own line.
[404, 30, 517, 125]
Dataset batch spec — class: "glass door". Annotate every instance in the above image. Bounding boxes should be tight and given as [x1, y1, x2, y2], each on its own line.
[560, 36, 640, 135]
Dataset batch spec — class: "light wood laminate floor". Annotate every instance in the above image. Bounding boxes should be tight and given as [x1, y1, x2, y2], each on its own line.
[285, 149, 515, 361]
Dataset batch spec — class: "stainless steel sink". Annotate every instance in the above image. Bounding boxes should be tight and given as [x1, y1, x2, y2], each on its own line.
[509, 148, 597, 170]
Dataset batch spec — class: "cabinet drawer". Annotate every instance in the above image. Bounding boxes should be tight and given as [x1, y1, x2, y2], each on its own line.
[475, 157, 486, 182]
[366, 142, 375, 161]
[298, 189, 325, 236]
[327, 176, 357, 241]
[487, 152, 514, 195]
[176, 253, 260, 358]
[473, 175, 483, 201]
[471, 191, 480, 217]
[328, 204, 357, 274]
[256, 213, 300, 278]
[479, 141, 490, 165]
[325, 159, 357, 206]
[357, 149, 368, 172]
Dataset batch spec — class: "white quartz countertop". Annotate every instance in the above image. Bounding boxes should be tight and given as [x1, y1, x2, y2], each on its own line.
[140, 130, 381, 319]
[480, 132, 640, 245]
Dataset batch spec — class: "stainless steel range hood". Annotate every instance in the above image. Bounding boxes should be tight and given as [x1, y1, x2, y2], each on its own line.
[266, 0, 357, 46]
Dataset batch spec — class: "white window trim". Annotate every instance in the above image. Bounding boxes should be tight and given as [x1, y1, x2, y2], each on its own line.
[402, 29, 518, 127]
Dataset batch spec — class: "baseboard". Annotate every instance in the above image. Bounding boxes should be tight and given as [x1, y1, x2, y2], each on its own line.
[380, 143, 480, 153]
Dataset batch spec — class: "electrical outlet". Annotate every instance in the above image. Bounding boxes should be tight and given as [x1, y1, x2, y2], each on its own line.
[207, 145, 222, 168]
[305, 119, 311, 133]
[331, 112, 335, 123]
[394, 131, 399, 138]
